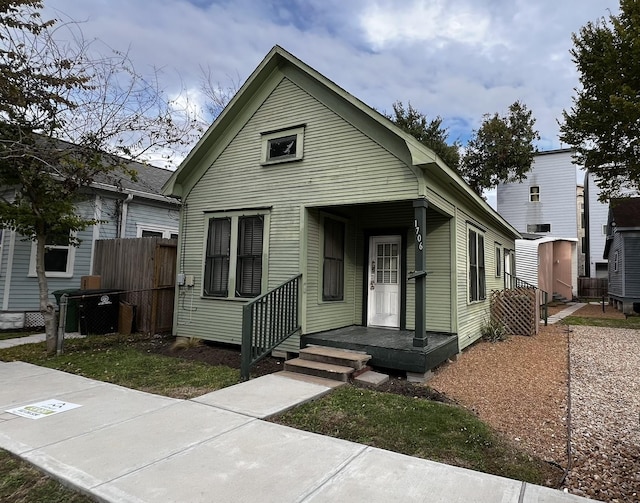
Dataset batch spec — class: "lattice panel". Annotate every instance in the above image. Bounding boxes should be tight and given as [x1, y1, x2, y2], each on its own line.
[24, 312, 44, 328]
[490, 288, 538, 336]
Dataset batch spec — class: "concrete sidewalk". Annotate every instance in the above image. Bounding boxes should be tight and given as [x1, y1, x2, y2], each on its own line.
[0, 361, 594, 502]
[547, 303, 587, 325]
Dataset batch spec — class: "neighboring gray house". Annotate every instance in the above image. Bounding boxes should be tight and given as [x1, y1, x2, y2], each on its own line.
[0, 160, 180, 329]
[604, 198, 640, 314]
[497, 149, 578, 239]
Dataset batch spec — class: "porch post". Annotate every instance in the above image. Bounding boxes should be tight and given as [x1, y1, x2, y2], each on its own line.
[412, 199, 428, 347]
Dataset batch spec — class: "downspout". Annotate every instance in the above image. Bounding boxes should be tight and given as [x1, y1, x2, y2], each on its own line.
[119, 193, 134, 239]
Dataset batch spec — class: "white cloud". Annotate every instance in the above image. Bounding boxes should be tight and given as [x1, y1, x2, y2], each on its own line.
[42, 0, 620, 161]
[359, 0, 499, 51]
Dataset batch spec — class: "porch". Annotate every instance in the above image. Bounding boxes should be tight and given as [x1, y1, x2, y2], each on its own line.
[301, 326, 458, 374]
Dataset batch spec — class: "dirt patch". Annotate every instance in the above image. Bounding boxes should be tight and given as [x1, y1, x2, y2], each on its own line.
[148, 337, 285, 377]
[570, 302, 625, 319]
[427, 325, 570, 468]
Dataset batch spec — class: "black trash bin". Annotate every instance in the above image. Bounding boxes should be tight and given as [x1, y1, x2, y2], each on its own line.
[78, 289, 121, 335]
[52, 289, 80, 333]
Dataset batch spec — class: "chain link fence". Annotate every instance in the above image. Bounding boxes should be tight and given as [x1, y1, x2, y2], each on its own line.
[57, 287, 174, 338]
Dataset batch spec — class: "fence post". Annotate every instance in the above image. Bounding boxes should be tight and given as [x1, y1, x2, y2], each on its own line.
[241, 304, 253, 381]
[56, 294, 68, 356]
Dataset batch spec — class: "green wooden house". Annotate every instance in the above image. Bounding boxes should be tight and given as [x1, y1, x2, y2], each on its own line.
[163, 46, 519, 379]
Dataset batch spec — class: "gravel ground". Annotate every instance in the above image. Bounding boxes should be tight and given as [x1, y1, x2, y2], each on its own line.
[428, 304, 640, 502]
[565, 325, 640, 502]
[428, 324, 569, 468]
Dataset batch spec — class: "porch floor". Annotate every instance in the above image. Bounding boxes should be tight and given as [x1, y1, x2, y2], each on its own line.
[301, 326, 458, 374]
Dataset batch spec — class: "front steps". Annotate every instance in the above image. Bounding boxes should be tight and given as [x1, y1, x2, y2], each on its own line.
[284, 346, 372, 382]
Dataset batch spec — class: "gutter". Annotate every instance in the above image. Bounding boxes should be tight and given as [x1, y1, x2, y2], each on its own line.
[119, 193, 134, 238]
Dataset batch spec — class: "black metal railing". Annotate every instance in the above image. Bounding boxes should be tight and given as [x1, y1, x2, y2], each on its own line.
[241, 274, 302, 380]
[504, 272, 549, 325]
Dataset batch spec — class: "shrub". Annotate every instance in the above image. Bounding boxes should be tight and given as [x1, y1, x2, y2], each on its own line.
[481, 317, 508, 342]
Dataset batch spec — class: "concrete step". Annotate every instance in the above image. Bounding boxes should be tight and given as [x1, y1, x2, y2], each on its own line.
[299, 346, 372, 370]
[284, 358, 354, 382]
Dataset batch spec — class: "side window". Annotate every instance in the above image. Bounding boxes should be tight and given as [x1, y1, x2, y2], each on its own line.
[203, 213, 266, 299]
[236, 216, 264, 298]
[469, 228, 486, 302]
[29, 227, 76, 278]
[136, 224, 178, 239]
[204, 218, 231, 297]
[495, 244, 502, 277]
[323, 218, 345, 301]
[529, 186, 540, 202]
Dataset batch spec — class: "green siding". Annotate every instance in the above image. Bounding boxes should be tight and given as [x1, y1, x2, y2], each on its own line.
[454, 202, 515, 350]
[174, 77, 420, 345]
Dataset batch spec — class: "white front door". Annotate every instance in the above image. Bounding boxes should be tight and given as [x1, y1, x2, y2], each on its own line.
[367, 235, 401, 328]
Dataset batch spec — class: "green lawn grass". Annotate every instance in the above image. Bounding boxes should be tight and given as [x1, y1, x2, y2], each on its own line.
[0, 450, 92, 503]
[271, 385, 561, 487]
[0, 333, 239, 398]
[0, 331, 39, 341]
[562, 315, 640, 329]
[0, 332, 561, 494]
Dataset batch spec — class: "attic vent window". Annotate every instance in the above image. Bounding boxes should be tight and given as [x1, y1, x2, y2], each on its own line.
[261, 126, 305, 165]
[527, 223, 551, 233]
[269, 135, 296, 160]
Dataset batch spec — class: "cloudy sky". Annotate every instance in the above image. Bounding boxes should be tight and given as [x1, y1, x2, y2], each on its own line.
[43, 0, 619, 203]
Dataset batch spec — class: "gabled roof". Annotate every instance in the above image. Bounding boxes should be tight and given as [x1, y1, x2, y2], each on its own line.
[609, 197, 640, 228]
[163, 45, 518, 237]
[92, 161, 175, 201]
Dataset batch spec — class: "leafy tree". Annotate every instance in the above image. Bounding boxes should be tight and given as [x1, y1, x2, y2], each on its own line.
[559, 0, 640, 201]
[388, 101, 460, 170]
[0, 1, 197, 354]
[459, 101, 539, 196]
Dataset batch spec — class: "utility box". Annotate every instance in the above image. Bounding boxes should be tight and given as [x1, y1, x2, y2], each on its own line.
[81, 275, 102, 290]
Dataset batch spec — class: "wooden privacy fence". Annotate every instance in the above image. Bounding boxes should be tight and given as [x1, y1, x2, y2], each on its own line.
[93, 238, 177, 334]
[578, 277, 608, 298]
[490, 287, 539, 336]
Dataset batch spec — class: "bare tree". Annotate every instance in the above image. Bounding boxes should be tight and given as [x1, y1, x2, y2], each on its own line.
[0, 1, 199, 354]
[199, 64, 242, 122]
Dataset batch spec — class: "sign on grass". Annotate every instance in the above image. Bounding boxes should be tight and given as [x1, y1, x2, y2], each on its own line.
[7, 399, 81, 420]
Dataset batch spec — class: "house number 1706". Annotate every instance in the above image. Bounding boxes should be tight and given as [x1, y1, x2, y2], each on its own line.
[414, 219, 423, 251]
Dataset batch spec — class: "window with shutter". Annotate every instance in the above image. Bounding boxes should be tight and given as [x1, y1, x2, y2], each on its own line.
[236, 216, 263, 297]
[469, 228, 486, 302]
[204, 218, 231, 296]
[323, 218, 345, 301]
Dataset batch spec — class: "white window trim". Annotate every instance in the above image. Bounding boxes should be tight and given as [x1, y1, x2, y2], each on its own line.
[260, 126, 305, 165]
[136, 223, 178, 239]
[529, 186, 540, 202]
[202, 209, 270, 300]
[28, 234, 77, 278]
